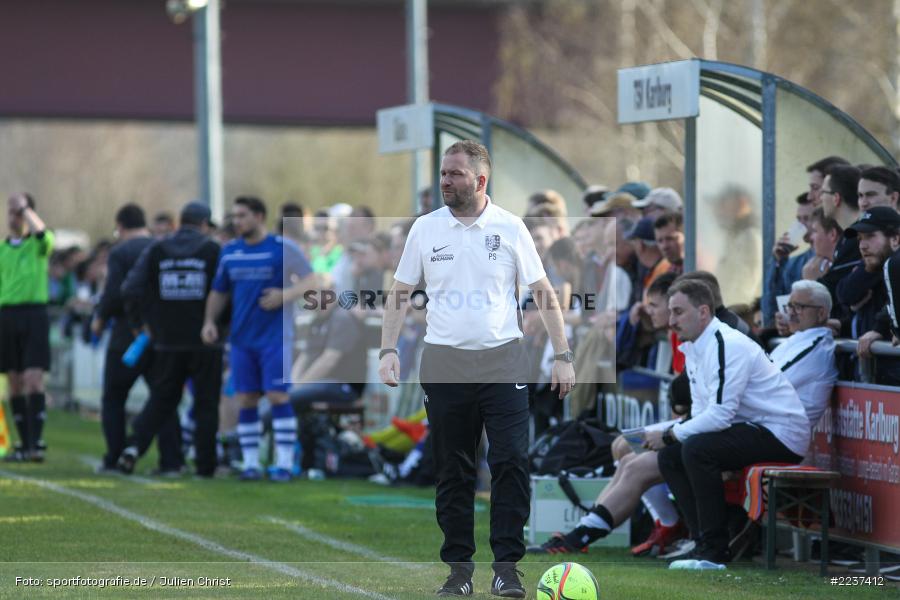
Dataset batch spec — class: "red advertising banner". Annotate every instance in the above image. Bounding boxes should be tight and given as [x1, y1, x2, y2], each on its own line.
[809, 384, 900, 550]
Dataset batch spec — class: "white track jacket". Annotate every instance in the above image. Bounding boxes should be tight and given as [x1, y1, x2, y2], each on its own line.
[673, 318, 811, 457]
[769, 326, 837, 430]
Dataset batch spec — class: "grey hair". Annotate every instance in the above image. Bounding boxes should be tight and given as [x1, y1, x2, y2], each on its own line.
[791, 279, 832, 318]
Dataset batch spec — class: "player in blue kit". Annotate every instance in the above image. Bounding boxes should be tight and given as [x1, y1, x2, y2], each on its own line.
[202, 196, 314, 481]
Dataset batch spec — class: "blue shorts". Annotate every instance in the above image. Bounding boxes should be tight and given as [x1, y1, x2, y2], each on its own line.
[230, 343, 291, 394]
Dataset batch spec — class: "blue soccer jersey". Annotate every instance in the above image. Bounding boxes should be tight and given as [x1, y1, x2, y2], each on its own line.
[212, 234, 312, 349]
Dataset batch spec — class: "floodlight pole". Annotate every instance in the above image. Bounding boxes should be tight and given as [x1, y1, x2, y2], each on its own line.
[407, 0, 429, 214]
[193, 0, 225, 223]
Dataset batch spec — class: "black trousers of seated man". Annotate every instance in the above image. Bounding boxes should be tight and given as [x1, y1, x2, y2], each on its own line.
[420, 340, 530, 576]
[127, 348, 222, 476]
[657, 423, 802, 554]
[101, 346, 181, 471]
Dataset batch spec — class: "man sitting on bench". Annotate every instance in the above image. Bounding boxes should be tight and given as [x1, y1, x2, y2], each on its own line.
[645, 279, 810, 567]
[770, 279, 838, 433]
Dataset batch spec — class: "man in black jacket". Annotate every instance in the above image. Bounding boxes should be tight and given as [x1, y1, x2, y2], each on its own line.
[844, 208, 900, 385]
[91, 204, 182, 473]
[117, 202, 223, 477]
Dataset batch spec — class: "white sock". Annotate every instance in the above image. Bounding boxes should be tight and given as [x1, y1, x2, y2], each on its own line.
[578, 511, 611, 531]
[274, 442, 294, 470]
[237, 414, 262, 470]
[271, 404, 297, 470]
[641, 483, 680, 527]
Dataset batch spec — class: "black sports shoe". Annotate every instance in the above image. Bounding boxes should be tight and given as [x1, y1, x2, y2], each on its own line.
[526, 525, 605, 554]
[3, 445, 27, 463]
[436, 568, 473, 597]
[117, 447, 138, 475]
[491, 568, 525, 598]
[669, 540, 731, 565]
[29, 441, 47, 463]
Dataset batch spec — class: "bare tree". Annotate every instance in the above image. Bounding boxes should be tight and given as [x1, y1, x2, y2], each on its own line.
[494, 0, 900, 189]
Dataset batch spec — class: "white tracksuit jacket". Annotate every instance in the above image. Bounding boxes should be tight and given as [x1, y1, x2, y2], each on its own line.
[769, 326, 837, 430]
[672, 318, 811, 457]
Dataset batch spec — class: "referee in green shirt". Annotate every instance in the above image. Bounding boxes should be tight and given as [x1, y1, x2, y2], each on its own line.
[0, 193, 54, 462]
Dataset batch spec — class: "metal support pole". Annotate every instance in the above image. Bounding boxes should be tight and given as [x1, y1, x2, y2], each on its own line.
[407, 0, 429, 213]
[865, 545, 880, 576]
[683, 117, 697, 272]
[193, 0, 225, 223]
[766, 478, 778, 569]
[761, 75, 778, 327]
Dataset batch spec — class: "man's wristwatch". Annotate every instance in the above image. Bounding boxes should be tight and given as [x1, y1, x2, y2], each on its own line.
[553, 350, 575, 363]
[379, 348, 398, 360]
[662, 426, 677, 446]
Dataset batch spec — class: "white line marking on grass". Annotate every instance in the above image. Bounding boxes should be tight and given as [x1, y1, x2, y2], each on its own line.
[265, 516, 426, 571]
[78, 455, 157, 485]
[0, 469, 398, 600]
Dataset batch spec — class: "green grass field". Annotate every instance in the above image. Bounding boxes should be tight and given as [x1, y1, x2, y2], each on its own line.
[0, 410, 891, 599]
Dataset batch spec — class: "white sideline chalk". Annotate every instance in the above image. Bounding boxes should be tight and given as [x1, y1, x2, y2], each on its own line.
[265, 516, 426, 571]
[0, 469, 398, 600]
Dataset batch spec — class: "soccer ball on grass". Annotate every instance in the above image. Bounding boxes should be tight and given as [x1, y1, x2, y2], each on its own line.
[536, 562, 600, 600]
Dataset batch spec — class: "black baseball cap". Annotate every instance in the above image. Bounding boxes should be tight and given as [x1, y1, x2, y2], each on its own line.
[844, 206, 900, 238]
[625, 217, 657, 242]
[180, 201, 216, 227]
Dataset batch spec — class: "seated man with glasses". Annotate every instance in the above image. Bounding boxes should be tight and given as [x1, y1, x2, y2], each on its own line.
[770, 280, 838, 432]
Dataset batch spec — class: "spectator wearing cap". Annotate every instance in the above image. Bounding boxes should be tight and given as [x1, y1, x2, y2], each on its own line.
[626, 217, 670, 293]
[843, 207, 900, 384]
[653, 212, 685, 275]
[632, 187, 683, 221]
[617, 181, 651, 201]
[764, 192, 817, 324]
[589, 191, 641, 221]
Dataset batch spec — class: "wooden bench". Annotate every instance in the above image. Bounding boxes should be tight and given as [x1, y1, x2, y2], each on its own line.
[760, 467, 840, 576]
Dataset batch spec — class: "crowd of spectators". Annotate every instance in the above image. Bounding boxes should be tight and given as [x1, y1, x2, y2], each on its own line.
[764, 157, 900, 385]
[37, 153, 900, 461]
[40, 181, 692, 469]
[16, 144, 900, 577]
[522, 181, 686, 427]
